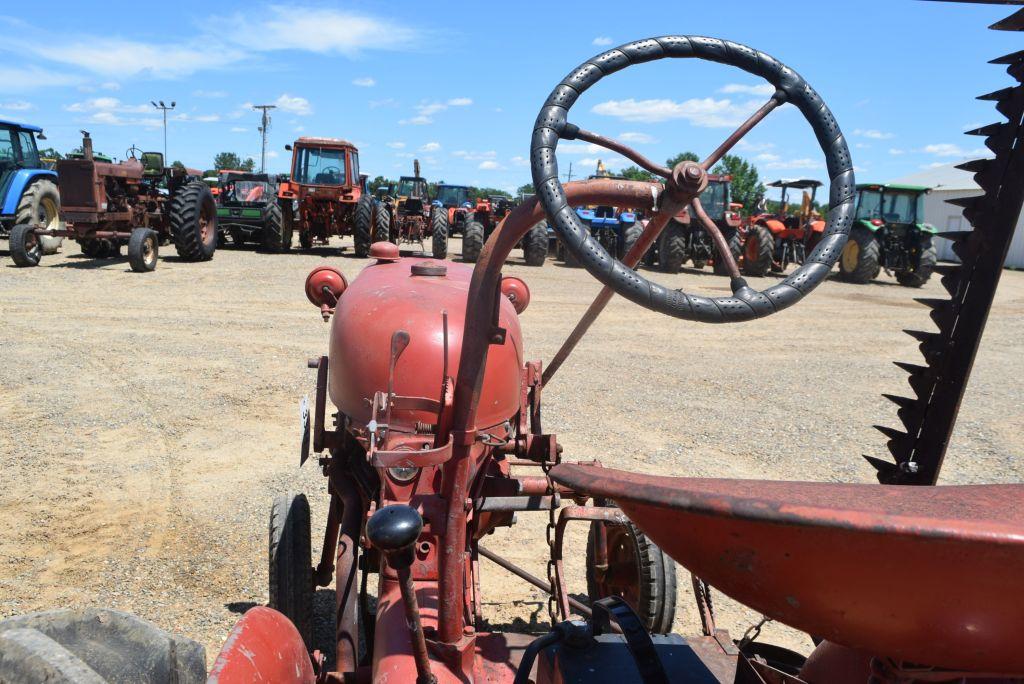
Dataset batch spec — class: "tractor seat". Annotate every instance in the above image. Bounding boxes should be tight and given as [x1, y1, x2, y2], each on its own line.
[549, 463, 1024, 674]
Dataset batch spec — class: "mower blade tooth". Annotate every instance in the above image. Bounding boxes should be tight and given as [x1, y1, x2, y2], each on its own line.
[894, 360, 928, 375]
[977, 86, 1016, 101]
[929, 304, 957, 330]
[989, 49, 1024, 65]
[932, 262, 960, 276]
[914, 297, 949, 311]
[955, 158, 990, 174]
[903, 328, 937, 344]
[941, 271, 961, 296]
[951, 237, 974, 262]
[936, 229, 972, 242]
[990, 8, 1024, 31]
[882, 393, 916, 411]
[945, 196, 982, 211]
[863, 454, 899, 481]
[964, 122, 1005, 137]
[875, 424, 908, 443]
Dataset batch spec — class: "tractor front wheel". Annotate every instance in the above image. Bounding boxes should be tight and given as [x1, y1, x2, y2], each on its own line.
[352, 196, 373, 258]
[374, 206, 391, 244]
[9, 224, 41, 267]
[15, 178, 63, 255]
[839, 226, 881, 284]
[170, 181, 217, 261]
[657, 220, 687, 274]
[264, 202, 293, 252]
[462, 220, 485, 263]
[621, 222, 643, 263]
[586, 519, 677, 635]
[268, 492, 313, 649]
[743, 225, 775, 277]
[522, 221, 549, 266]
[127, 228, 159, 273]
[896, 238, 937, 288]
[431, 207, 449, 259]
[713, 227, 743, 276]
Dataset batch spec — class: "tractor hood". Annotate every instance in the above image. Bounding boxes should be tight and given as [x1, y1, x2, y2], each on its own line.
[328, 257, 524, 431]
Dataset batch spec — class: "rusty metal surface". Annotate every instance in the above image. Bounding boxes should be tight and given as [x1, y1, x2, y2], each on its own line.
[549, 463, 1024, 673]
[328, 470, 364, 675]
[207, 606, 316, 683]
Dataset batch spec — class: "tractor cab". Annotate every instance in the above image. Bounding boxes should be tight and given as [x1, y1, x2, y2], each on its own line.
[765, 178, 823, 231]
[286, 137, 359, 188]
[854, 183, 929, 228]
[434, 184, 471, 209]
[0, 120, 42, 175]
[0, 119, 61, 253]
[217, 171, 273, 205]
[396, 175, 428, 215]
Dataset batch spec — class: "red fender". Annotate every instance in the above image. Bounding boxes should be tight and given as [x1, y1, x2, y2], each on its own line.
[207, 607, 315, 683]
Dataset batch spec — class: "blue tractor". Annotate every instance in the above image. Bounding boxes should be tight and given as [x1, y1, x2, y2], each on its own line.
[554, 201, 641, 265]
[0, 119, 62, 255]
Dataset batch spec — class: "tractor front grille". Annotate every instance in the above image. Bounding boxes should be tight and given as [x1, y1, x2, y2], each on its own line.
[57, 161, 98, 210]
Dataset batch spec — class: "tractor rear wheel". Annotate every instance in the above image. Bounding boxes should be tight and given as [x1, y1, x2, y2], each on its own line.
[170, 181, 217, 261]
[657, 220, 687, 273]
[743, 225, 775, 277]
[896, 238, 937, 288]
[268, 492, 313, 649]
[264, 202, 293, 252]
[621, 222, 643, 262]
[586, 519, 677, 635]
[431, 207, 449, 259]
[522, 221, 549, 266]
[374, 206, 391, 243]
[9, 224, 41, 267]
[838, 225, 881, 284]
[127, 228, 159, 273]
[15, 178, 63, 255]
[262, 203, 283, 250]
[713, 227, 743, 276]
[353, 196, 373, 258]
[0, 608, 206, 683]
[462, 220, 485, 263]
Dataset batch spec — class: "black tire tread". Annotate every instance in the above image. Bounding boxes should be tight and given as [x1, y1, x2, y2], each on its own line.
[9, 224, 41, 267]
[170, 181, 217, 261]
[374, 205, 391, 243]
[268, 492, 313, 648]
[743, 225, 775, 277]
[264, 202, 293, 252]
[462, 220, 484, 263]
[353, 196, 373, 257]
[431, 208, 449, 259]
[896, 241, 937, 288]
[15, 178, 62, 255]
[839, 225, 881, 283]
[658, 220, 687, 273]
[523, 221, 549, 266]
[127, 228, 158, 273]
[713, 228, 742, 276]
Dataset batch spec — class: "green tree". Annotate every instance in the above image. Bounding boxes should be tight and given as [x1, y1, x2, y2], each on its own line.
[38, 147, 63, 160]
[711, 154, 764, 211]
[368, 175, 393, 193]
[171, 160, 186, 171]
[213, 151, 242, 170]
[241, 157, 256, 172]
[516, 183, 535, 196]
[618, 165, 655, 182]
[665, 151, 700, 168]
[473, 187, 510, 200]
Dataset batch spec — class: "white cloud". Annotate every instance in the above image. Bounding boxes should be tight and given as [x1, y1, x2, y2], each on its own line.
[420, 141, 441, 152]
[400, 98, 471, 124]
[266, 150, 279, 159]
[719, 83, 774, 96]
[592, 36, 614, 46]
[920, 161, 949, 169]
[0, 65, 82, 91]
[447, 97, 472, 106]
[352, 77, 375, 87]
[853, 128, 895, 140]
[386, 141, 406, 149]
[510, 156, 529, 167]
[578, 156, 627, 169]
[755, 153, 781, 162]
[761, 157, 823, 170]
[618, 131, 656, 144]
[293, 125, 304, 132]
[736, 140, 775, 153]
[922, 143, 975, 157]
[452, 150, 497, 161]
[230, 126, 247, 132]
[274, 94, 312, 115]
[591, 97, 762, 127]
[556, 142, 603, 155]
[0, 101, 33, 111]
[65, 97, 151, 114]
[193, 89, 228, 98]
[369, 98, 398, 109]
[889, 148, 905, 155]
[400, 115, 432, 126]
[30, 39, 246, 79]
[99, 81, 120, 91]
[395, 152, 415, 158]
[478, 160, 503, 170]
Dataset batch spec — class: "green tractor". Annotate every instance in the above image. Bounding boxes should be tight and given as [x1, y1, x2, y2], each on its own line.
[839, 183, 938, 287]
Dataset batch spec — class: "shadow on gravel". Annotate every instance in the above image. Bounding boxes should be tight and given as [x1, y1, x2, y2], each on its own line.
[477, 599, 549, 635]
[225, 601, 259, 615]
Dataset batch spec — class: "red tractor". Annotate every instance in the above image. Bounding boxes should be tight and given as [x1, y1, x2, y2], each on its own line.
[276, 137, 373, 256]
[9, 132, 216, 272]
[743, 178, 826, 276]
[6, 16, 1024, 684]
[463, 194, 548, 266]
[375, 160, 448, 258]
[433, 183, 473, 235]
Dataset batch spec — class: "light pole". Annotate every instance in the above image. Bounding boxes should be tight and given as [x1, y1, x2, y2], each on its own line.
[253, 104, 277, 173]
[150, 100, 176, 160]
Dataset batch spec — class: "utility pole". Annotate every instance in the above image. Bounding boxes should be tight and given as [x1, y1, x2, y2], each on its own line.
[563, 162, 574, 182]
[253, 104, 277, 173]
[150, 100, 176, 160]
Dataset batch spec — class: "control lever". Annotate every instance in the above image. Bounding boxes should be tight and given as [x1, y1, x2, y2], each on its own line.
[366, 505, 436, 684]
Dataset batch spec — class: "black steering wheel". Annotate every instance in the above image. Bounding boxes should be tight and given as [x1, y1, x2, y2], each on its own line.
[531, 36, 854, 323]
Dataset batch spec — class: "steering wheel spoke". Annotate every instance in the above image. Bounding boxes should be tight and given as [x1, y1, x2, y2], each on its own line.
[567, 127, 672, 179]
[691, 198, 741, 281]
[701, 96, 783, 170]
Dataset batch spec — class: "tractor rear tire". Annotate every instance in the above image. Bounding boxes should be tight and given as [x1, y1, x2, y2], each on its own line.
[839, 226, 881, 284]
[431, 207, 449, 259]
[896, 239, 937, 288]
[743, 225, 775, 277]
[374, 206, 391, 244]
[657, 220, 687, 274]
[170, 181, 217, 262]
[586, 519, 677, 635]
[523, 221, 549, 266]
[269, 492, 313, 649]
[621, 222, 643, 262]
[9, 224, 41, 267]
[713, 228, 743, 276]
[127, 228, 159, 273]
[353, 196, 373, 258]
[15, 178, 63, 255]
[462, 220, 485, 263]
[264, 202, 293, 252]
[262, 203, 283, 250]
[0, 608, 206, 683]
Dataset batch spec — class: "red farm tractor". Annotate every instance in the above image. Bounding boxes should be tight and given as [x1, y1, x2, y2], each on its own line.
[743, 178, 826, 276]
[8, 132, 217, 272]
[5, 13, 1024, 684]
[434, 183, 473, 236]
[375, 160, 449, 258]
[462, 194, 549, 266]
[276, 137, 374, 256]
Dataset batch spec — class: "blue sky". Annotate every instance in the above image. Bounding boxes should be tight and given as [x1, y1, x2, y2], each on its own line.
[0, 1, 1014, 198]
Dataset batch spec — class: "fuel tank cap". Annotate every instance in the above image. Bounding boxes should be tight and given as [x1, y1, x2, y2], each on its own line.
[410, 261, 447, 277]
[370, 241, 400, 262]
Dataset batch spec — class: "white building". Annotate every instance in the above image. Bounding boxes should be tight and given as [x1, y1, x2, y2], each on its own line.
[891, 164, 1024, 268]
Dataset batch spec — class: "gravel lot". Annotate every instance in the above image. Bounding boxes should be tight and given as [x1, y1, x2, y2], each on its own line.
[1, 235, 1022, 664]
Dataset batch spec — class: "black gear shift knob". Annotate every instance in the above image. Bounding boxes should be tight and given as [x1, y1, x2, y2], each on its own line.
[367, 504, 422, 569]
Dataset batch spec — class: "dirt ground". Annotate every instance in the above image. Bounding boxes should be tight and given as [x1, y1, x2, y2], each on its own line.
[1, 235, 1022, 666]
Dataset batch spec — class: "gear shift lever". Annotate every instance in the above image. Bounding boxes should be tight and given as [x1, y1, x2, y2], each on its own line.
[367, 505, 436, 684]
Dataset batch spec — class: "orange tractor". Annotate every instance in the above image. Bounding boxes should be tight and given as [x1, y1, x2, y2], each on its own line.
[743, 178, 825, 276]
[275, 137, 373, 256]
